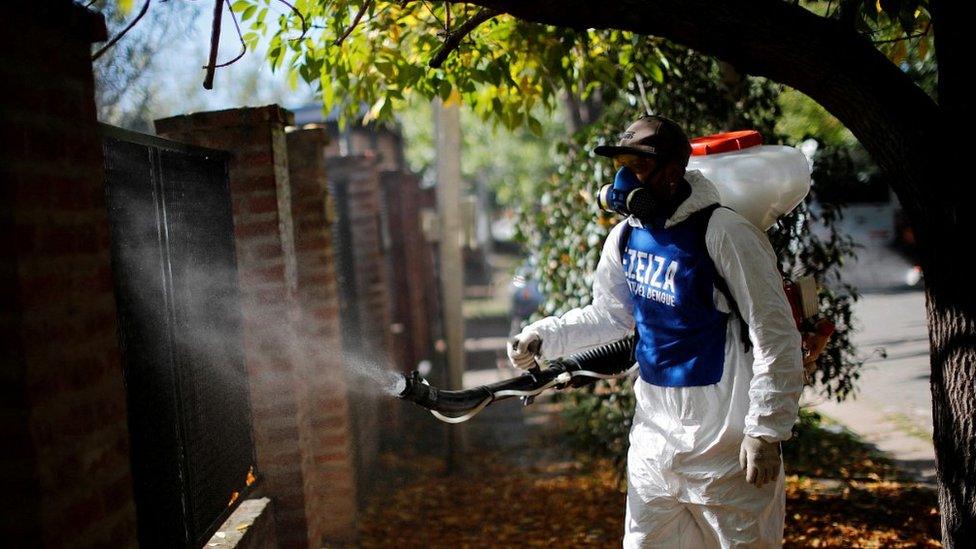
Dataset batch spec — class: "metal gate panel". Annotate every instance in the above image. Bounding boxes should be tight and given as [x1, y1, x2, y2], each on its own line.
[102, 125, 256, 548]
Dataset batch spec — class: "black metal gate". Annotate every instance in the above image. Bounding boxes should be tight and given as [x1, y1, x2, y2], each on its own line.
[328, 179, 360, 348]
[101, 125, 256, 548]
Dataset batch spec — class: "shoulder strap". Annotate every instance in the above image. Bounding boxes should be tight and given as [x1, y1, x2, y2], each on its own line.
[617, 221, 633, 261]
[616, 221, 640, 351]
[702, 204, 753, 353]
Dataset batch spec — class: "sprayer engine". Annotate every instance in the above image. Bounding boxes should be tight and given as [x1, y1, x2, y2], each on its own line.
[396, 337, 636, 423]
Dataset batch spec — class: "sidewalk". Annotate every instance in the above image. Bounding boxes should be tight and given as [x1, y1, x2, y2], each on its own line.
[803, 289, 936, 483]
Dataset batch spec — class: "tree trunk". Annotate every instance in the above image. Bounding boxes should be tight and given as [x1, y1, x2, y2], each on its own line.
[930, 2, 976, 538]
[925, 209, 976, 546]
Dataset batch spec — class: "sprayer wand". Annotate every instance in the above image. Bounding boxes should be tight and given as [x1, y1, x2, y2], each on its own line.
[396, 337, 636, 424]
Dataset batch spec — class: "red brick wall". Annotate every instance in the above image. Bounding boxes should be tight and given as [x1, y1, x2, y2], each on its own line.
[418, 185, 445, 341]
[324, 154, 394, 488]
[372, 129, 405, 172]
[0, 3, 138, 546]
[285, 126, 358, 544]
[156, 107, 315, 548]
[379, 171, 439, 373]
[379, 171, 417, 373]
[324, 126, 404, 172]
[326, 155, 394, 363]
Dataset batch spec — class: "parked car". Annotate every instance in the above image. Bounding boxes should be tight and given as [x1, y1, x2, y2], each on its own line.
[810, 194, 922, 292]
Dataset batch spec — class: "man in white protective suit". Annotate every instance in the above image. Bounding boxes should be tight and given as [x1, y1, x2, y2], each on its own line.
[508, 115, 805, 548]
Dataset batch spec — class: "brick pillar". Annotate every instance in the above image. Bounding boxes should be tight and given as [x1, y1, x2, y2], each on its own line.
[156, 106, 314, 548]
[285, 126, 358, 544]
[379, 171, 416, 373]
[380, 171, 438, 373]
[325, 154, 394, 494]
[328, 155, 394, 359]
[0, 3, 138, 546]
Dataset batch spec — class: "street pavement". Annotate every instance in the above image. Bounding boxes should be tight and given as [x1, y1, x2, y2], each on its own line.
[804, 289, 936, 482]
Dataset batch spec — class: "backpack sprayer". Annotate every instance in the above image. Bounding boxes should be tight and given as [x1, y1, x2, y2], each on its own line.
[682, 131, 835, 341]
[396, 337, 636, 423]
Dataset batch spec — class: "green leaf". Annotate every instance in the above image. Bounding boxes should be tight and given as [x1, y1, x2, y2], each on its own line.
[438, 80, 452, 101]
[527, 116, 543, 136]
[365, 95, 386, 123]
[298, 63, 313, 84]
[322, 80, 336, 109]
[375, 61, 395, 79]
[646, 62, 664, 83]
[243, 32, 259, 50]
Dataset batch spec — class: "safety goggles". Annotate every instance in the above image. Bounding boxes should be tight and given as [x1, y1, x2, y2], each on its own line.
[613, 154, 669, 184]
[612, 153, 656, 173]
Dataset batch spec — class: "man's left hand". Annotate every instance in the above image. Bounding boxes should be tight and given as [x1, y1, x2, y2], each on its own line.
[739, 435, 781, 488]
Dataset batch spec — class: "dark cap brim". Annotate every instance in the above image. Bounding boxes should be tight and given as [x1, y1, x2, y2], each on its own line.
[593, 144, 660, 158]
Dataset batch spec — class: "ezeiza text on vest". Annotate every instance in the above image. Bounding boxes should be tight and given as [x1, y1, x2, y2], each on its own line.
[622, 249, 679, 307]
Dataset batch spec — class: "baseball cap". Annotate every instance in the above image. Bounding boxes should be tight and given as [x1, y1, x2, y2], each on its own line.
[594, 115, 692, 165]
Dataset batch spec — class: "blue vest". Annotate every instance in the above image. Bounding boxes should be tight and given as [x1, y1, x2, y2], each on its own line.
[619, 208, 729, 387]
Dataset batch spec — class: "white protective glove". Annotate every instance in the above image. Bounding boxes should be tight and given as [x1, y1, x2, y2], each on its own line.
[739, 435, 782, 488]
[507, 330, 542, 370]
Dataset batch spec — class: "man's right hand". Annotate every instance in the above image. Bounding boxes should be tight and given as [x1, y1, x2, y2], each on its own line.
[508, 330, 542, 370]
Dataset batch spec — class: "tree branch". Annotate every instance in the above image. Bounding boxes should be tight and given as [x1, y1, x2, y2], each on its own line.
[91, 0, 151, 61]
[277, 0, 309, 42]
[429, 8, 497, 68]
[421, 0, 446, 29]
[634, 73, 652, 115]
[203, 0, 223, 89]
[334, 0, 373, 46]
[210, 0, 247, 69]
[871, 23, 930, 45]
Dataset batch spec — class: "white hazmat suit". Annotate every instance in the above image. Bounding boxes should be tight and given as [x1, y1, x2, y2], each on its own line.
[523, 171, 804, 547]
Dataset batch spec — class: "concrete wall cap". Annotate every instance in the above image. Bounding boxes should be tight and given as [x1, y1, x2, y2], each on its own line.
[155, 105, 295, 134]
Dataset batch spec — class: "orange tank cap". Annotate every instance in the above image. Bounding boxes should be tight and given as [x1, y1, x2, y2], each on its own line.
[690, 130, 763, 156]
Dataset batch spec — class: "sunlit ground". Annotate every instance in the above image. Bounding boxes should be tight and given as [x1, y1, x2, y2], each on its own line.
[358, 419, 941, 548]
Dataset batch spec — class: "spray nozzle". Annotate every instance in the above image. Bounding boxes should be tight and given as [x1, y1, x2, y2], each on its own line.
[396, 370, 434, 401]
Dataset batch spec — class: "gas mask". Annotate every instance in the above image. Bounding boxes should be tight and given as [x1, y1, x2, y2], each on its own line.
[597, 166, 659, 221]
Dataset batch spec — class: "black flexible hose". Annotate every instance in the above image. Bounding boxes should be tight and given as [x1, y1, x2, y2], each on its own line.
[397, 336, 636, 421]
[562, 336, 635, 378]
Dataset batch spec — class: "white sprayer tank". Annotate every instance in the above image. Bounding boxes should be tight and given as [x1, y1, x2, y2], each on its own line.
[686, 131, 811, 230]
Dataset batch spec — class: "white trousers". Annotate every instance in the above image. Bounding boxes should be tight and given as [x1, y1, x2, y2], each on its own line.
[623, 463, 785, 548]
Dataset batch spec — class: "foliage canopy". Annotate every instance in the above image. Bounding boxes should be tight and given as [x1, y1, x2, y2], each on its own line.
[234, 0, 932, 131]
